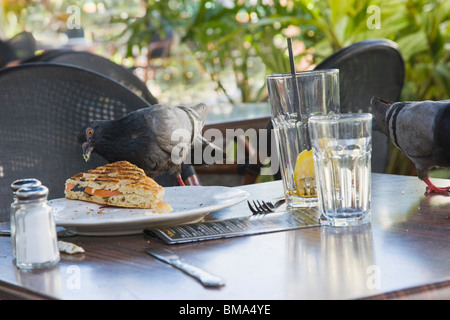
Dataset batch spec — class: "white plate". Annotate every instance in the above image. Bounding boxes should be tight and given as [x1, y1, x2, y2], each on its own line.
[50, 186, 249, 236]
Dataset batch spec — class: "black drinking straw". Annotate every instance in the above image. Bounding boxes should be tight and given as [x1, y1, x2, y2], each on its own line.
[287, 38, 302, 122]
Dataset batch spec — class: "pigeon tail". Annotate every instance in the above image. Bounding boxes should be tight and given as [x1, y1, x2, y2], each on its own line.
[201, 136, 226, 160]
[188, 135, 226, 166]
[371, 97, 392, 137]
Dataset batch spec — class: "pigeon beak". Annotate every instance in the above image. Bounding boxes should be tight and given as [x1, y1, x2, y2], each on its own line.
[82, 142, 93, 162]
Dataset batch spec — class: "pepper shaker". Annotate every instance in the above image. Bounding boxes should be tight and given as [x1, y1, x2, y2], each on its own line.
[14, 185, 60, 270]
[10, 179, 42, 260]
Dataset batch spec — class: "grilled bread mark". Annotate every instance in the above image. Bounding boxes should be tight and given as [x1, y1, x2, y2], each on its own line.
[65, 161, 172, 212]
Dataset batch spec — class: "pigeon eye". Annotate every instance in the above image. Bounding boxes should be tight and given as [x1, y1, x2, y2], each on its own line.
[86, 128, 94, 136]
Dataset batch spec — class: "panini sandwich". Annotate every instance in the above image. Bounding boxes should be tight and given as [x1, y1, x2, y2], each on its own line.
[64, 161, 172, 212]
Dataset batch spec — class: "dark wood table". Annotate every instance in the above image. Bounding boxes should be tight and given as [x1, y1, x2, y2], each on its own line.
[0, 173, 449, 300]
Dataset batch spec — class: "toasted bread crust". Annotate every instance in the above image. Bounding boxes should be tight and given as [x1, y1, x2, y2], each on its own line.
[70, 161, 159, 190]
[65, 161, 171, 211]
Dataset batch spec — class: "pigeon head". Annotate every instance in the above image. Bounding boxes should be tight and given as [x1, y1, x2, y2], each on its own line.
[77, 120, 108, 162]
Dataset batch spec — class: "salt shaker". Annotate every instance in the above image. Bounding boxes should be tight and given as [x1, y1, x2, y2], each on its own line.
[10, 179, 42, 260]
[14, 185, 60, 270]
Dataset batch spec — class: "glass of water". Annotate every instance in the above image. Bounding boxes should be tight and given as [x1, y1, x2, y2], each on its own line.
[308, 113, 372, 226]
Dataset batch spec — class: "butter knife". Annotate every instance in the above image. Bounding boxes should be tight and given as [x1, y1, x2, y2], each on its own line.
[145, 247, 225, 288]
[0, 228, 76, 238]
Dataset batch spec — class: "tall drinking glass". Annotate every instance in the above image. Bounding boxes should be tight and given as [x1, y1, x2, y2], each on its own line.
[308, 113, 373, 226]
[267, 69, 339, 208]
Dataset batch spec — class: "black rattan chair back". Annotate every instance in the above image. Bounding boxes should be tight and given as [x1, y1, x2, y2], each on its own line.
[0, 40, 17, 68]
[23, 50, 158, 105]
[316, 39, 404, 113]
[316, 39, 405, 173]
[7, 32, 36, 61]
[0, 63, 150, 221]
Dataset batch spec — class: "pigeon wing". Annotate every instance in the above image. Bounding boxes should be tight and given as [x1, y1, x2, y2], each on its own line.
[373, 98, 450, 180]
[140, 105, 196, 173]
[392, 101, 439, 159]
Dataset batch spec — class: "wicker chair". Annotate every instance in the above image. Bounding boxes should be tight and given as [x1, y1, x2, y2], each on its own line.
[0, 40, 17, 68]
[0, 32, 36, 68]
[0, 64, 188, 221]
[315, 39, 405, 173]
[22, 50, 198, 185]
[7, 32, 36, 61]
[22, 50, 158, 105]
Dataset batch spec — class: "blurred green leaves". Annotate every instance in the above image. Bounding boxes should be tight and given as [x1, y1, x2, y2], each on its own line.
[2, 0, 449, 105]
[373, 0, 450, 101]
[122, 0, 449, 104]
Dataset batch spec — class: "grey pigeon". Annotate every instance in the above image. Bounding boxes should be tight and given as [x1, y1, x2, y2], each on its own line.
[77, 103, 222, 186]
[372, 97, 450, 195]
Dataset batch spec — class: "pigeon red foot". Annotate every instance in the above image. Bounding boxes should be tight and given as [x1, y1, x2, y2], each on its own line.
[176, 174, 186, 187]
[424, 178, 450, 196]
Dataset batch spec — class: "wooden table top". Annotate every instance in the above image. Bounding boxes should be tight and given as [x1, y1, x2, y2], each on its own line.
[0, 173, 449, 300]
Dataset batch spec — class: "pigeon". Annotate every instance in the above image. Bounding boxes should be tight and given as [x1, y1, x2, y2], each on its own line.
[372, 97, 450, 195]
[77, 103, 223, 186]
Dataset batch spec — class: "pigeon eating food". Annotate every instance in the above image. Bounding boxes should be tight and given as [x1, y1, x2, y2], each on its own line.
[372, 97, 450, 195]
[77, 103, 223, 186]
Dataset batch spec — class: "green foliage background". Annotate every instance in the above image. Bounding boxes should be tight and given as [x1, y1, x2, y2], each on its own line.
[120, 0, 450, 103]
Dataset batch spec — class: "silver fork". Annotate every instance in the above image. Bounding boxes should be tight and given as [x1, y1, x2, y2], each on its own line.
[247, 197, 286, 215]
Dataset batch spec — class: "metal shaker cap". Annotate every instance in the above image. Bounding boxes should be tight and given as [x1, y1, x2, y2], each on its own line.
[16, 186, 49, 201]
[11, 179, 42, 192]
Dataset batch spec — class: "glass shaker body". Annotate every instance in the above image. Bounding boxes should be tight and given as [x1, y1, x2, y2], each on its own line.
[14, 186, 60, 270]
[10, 179, 42, 260]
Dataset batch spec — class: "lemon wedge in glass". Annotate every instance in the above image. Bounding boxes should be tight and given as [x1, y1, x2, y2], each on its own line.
[293, 149, 315, 197]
